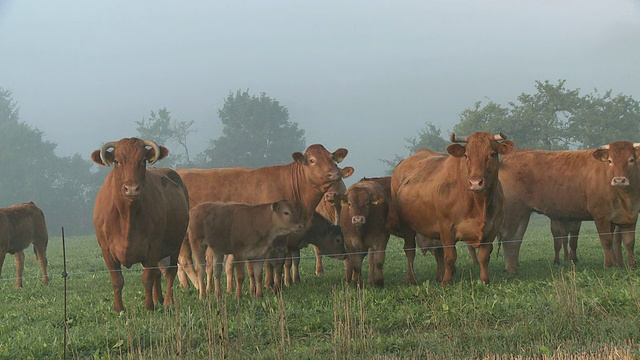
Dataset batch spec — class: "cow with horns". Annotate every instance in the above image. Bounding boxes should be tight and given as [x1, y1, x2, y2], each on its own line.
[391, 132, 514, 285]
[91, 138, 190, 312]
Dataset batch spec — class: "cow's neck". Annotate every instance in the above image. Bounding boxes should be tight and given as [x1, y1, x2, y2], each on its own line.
[613, 184, 640, 216]
[109, 179, 145, 239]
[286, 163, 327, 221]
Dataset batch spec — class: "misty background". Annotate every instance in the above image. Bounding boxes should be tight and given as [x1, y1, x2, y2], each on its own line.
[1, 1, 640, 233]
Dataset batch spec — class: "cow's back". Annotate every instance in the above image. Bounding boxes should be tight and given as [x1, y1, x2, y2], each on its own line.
[0, 202, 48, 254]
[500, 149, 620, 220]
[391, 149, 450, 238]
[177, 167, 289, 207]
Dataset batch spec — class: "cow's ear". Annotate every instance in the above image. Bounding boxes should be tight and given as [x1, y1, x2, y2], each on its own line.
[337, 195, 348, 207]
[446, 144, 466, 158]
[592, 149, 609, 162]
[332, 148, 348, 163]
[148, 146, 169, 164]
[342, 166, 355, 179]
[91, 149, 112, 166]
[371, 196, 383, 205]
[292, 152, 307, 165]
[498, 140, 515, 155]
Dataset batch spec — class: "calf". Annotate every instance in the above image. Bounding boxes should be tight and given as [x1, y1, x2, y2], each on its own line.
[339, 180, 390, 287]
[0, 202, 48, 288]
[224, 211, 346, 294]
[313, 180, 347, 275]
[188, 200, 304, 298]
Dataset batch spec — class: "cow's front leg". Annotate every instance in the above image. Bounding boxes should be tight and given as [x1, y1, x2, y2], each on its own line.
[142, 267, 160, 311]
[477, 241, 493, 284]
[291, 249, 302, 284]
[618, 224, 637, 269]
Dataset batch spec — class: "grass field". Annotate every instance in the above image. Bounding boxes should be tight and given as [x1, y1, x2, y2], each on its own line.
[1, 215, 639, 359]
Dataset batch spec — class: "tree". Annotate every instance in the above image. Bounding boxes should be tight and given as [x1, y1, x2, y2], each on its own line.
[203, 90, 306, 168]
[568, 90, 640, 149]
[0, 88, 98, 234]
[136, 108, 195, 167]
[454, 80, 580, 150]
[380, 122, 450, 175]
[384, 79, 640, 174]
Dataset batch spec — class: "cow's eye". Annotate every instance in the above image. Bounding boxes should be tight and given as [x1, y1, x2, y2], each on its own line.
[608, 159, 613, 164]
[629, 158, 635, 164]
[309, 158, 316, 164]
[464, 153, 469, 159]
[283, 211, 290, 216]
[490, 152, 498, 158]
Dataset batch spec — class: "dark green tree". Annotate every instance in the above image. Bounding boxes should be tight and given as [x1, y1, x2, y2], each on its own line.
[203, 90, 306, 168]
[454, 80, 581, 150]
[0, 88, 98, 234]
[568, 90, 640, 149]
[136, 108, 195, 167]
[384, 80, 640, 174]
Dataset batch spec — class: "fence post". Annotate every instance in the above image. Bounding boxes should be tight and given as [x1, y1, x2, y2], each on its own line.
[61, 227, 68, 360]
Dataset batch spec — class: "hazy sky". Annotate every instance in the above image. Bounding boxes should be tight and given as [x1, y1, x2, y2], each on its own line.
[1, 0, 639, 179]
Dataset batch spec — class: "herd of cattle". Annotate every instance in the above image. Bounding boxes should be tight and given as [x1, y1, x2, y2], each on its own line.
[1, 133, 639, 313]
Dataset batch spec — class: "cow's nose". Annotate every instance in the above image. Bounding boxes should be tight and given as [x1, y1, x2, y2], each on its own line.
[328, 171, 341, 181]
[611, 177, 629, 187]
[122, 183, 141, 197]
[468, 178, 485, 192]
[324, 191, 336, 202]
[352, 215, 366, 225]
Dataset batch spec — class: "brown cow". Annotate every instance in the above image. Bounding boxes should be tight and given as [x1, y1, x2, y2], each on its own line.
[312, 179, 347, 275]
[338, 180, 390, 287]
[188, 200, 304, 298]
[360, 176, 424, 285]
[176, 144, 352, 291]
[499, 142, 640, 273]
[92, 138, 190, 312]
[223, 210, 346, 294]
[0, 202, 48, 288]
[391, 132, 514, 285]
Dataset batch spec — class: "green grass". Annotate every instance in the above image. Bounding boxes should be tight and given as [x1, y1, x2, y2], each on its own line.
[1, 215, 639, 359]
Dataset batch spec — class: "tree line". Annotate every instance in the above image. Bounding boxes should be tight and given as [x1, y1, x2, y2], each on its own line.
[2, 81, 639, 234]
[0, 89, 305, 235]
[383, 80, 640, 173]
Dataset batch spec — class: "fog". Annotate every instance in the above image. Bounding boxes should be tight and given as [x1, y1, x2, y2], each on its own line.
[1, 0, 639, 179]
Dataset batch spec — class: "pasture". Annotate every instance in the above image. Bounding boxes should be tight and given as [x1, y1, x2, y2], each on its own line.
[1, 215, 639, 359]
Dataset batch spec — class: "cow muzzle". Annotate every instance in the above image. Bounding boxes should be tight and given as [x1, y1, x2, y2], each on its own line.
[122, 183, 142, 199]
[327, 170, 341, 182]
[468, 177, 485, 192]
[611, 176, 630, 187]
[291, 223, 305, 233]
[352, 215, 366, 225]
[324, 191, 336, 202]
